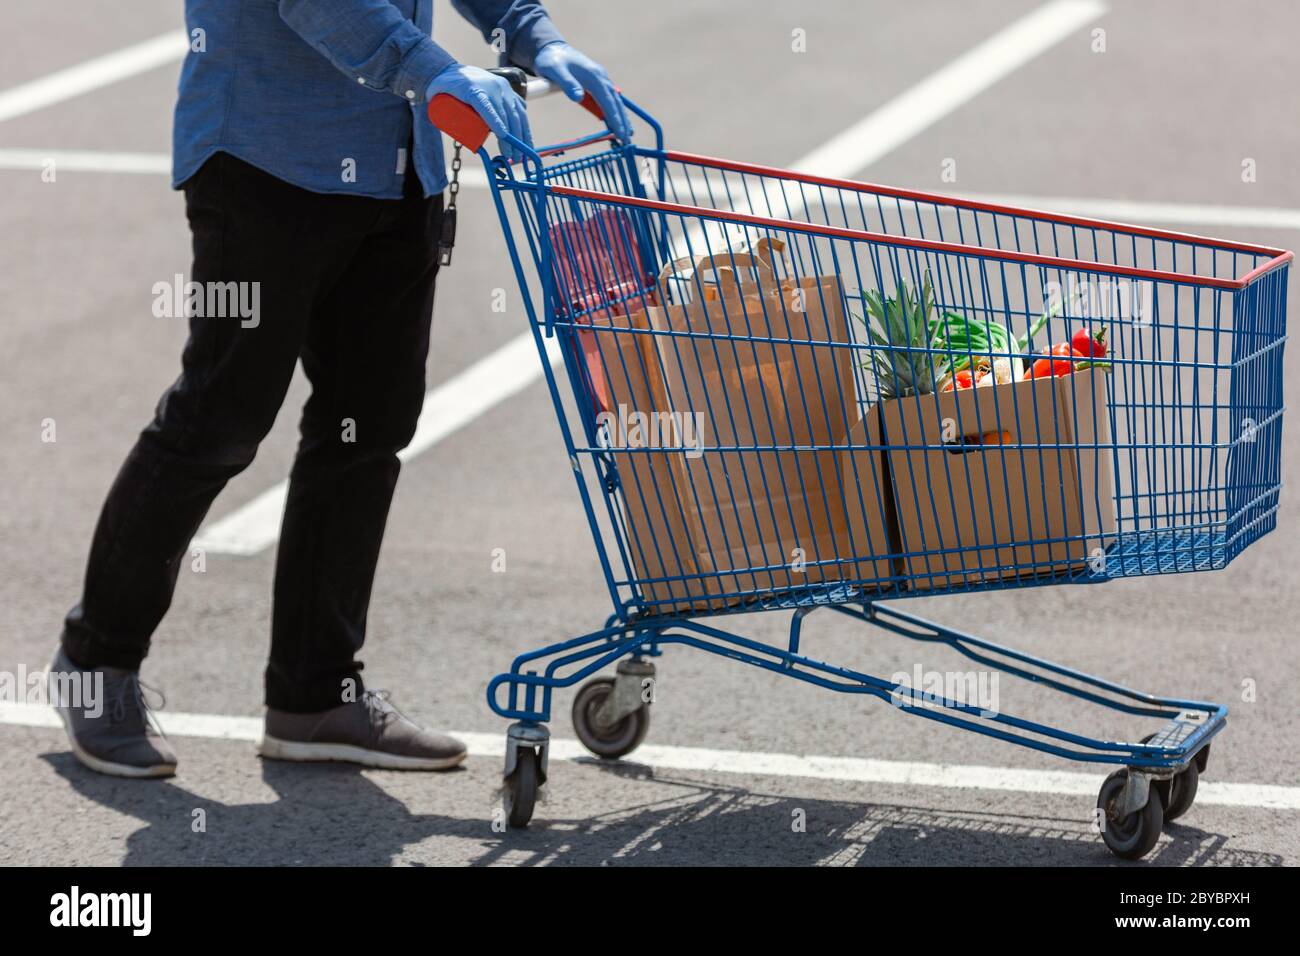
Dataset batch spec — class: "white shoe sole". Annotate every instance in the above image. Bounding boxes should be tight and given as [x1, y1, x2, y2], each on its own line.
[48, 667, 177, 779]
[66, 736, 177, 778]
[258, 734, 467, 771]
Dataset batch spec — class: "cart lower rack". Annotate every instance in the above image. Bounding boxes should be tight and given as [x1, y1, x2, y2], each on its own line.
[428, 77, 1288, 860]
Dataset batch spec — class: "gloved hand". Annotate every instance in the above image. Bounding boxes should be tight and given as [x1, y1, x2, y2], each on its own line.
[532, 41, 633, 144]
[426, 64, 532, 162]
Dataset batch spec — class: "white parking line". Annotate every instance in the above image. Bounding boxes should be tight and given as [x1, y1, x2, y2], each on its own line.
[791, 0, 1107, 177]
[956, 191, 1300, 233]
[3, 700, 1295, 809]
[7, 147, 1300, 235]
[0, 147, 171, 174]
[0, 31, 188, 125]
[194, 331, 564, 555]
[0, 147, 476, 184]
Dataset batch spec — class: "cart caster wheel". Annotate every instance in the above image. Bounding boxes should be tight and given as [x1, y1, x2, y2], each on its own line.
[1139, 733, 1199, 822]
[1098, 769, 1163, 860]
[572, 676, 650, 759]
[503, 747, 539, 829]
[1161, 759, 1199, 822]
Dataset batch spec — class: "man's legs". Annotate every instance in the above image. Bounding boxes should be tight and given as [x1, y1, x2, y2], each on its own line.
[258, 175, 464, 770]
[60, 153, 374, 676]
[265, 183, 444, 713]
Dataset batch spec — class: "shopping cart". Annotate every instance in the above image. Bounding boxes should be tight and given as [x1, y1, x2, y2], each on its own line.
[429, 72, 1289, 859]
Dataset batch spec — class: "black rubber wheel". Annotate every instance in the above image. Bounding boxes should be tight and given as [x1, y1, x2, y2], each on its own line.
[1097, 769, 1164, 860]
[571, 676, 650, 759]
[1163, 759, 1199, 821]
[1137, 733, 1198, 821]
[1139, 734, 1174, 812]
[1194, 744, 1211, 774]
[503, 747, 538, 829]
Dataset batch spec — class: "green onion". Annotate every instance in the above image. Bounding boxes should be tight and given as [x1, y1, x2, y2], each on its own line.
[932, 309, 1014, 380]
[1016, 297, 1065, 353]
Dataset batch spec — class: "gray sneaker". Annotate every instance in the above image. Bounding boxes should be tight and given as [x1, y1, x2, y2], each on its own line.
[259, 690, 467, 770]
[47, 648, 177, 778]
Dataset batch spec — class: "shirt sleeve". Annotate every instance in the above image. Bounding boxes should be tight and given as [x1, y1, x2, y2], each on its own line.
[450, 0, 566, 72]
[276, 0, 459, 102]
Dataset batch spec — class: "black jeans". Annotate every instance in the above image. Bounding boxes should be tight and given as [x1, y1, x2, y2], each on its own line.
[62, 153, 443, 712]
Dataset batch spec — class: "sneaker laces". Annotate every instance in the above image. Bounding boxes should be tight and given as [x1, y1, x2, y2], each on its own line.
[362, 689, 409, 737]
[107, 673, 167, 737]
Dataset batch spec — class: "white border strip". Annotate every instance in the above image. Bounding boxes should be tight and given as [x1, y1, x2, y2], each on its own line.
[0, 31, 188, 125]
[3, 700, 1295, 809]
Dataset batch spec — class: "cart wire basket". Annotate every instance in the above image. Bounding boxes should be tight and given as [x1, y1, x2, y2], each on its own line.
[429, 73, 1289, 858]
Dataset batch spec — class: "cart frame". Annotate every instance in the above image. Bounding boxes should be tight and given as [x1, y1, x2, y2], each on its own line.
[428, 80, 1288, 856]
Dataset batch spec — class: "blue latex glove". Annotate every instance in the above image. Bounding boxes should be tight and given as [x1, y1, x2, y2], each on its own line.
[532, 41, 633, 144]
[426, 64, 532, 162]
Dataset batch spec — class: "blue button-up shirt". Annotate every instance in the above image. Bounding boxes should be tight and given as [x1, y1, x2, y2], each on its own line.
[173, 0, 564, 198]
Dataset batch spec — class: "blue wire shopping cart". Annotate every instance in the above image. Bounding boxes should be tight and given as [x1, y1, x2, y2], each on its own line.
[429, 74, 1290, 859]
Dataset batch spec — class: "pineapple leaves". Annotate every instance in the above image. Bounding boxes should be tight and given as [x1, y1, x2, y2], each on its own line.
[854, 271, 942, 401]
[852, 270, 1028, 400]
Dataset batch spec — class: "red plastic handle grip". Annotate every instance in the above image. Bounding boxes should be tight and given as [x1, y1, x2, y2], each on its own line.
[427, 89, 607, 151]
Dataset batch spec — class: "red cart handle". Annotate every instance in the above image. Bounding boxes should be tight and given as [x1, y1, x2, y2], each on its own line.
[427, 68, 607, 152]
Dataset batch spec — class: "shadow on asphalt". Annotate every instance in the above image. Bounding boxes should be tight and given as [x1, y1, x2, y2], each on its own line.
[41, 754, 1281, 867]
[41, 752, 481, 867]
[481, 761, 1282, 867]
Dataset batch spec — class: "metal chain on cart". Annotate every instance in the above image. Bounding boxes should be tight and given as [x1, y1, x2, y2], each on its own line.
[438, 143, 461, 266]
[447, 142, 462, 210]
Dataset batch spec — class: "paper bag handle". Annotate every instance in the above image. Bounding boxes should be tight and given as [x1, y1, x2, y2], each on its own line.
[655, 251, 779, 297]
[741, 237, 787, 273]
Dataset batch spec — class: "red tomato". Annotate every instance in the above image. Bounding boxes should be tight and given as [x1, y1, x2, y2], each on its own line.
[941, 368, 975, 392]
[1028, 344, 1085, 379]
[1071, 325, 1107, 359]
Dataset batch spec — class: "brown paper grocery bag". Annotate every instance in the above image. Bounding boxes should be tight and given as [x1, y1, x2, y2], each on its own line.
[881, 367, 1116, 590]
[581, 306, 715, 614]
[645, 253, 865, 600]
[581, 247, 903, 613]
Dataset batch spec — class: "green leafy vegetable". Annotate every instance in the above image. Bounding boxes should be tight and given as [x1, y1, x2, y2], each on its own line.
[931, 309, 1015, 386]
